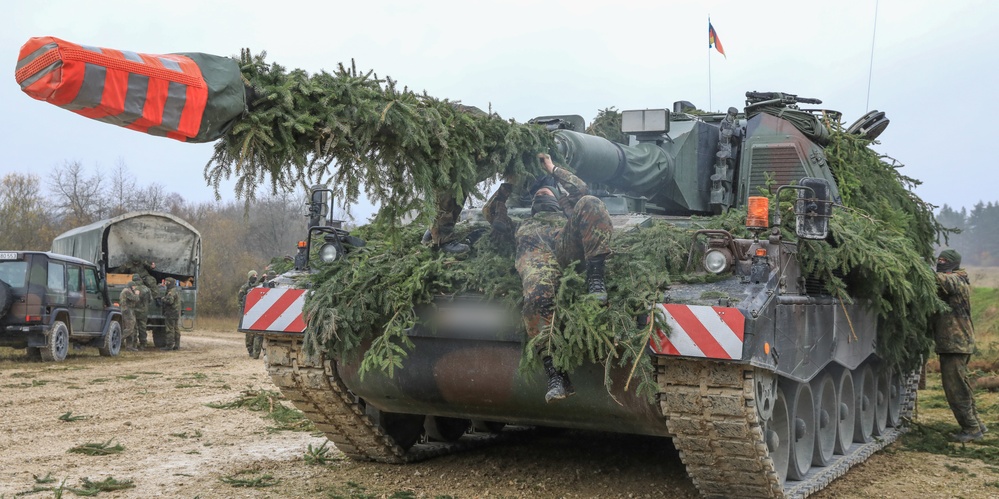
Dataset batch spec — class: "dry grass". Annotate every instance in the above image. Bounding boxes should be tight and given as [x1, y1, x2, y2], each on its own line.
[966, 266, 999, 289]
[197, 314, 242, 332]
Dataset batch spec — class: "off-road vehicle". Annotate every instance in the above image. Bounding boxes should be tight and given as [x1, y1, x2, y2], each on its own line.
[0, 251, 123, 361]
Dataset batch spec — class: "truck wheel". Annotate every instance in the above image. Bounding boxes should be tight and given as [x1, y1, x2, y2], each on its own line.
[99, 321, 123, 357]
[0, 280, 11, 317]
[40, 321, 70, 362]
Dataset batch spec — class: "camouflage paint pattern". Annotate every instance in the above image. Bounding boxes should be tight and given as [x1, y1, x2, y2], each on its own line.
[939, 353, 983, 432]
[934, 266, 982, 431]
[118, 285, 140, 341]
[483, 167, 611, 352]
[238, 275, 262, 357]
[934, 269, 974, 354]
[161, 281, 181, 348]
[430, 191, 465, 245]
[134, 280, 151, 347]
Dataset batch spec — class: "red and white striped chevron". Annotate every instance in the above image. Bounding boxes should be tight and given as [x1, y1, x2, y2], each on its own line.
[650, 304, 745, 359]
[240, 287, 307, 333]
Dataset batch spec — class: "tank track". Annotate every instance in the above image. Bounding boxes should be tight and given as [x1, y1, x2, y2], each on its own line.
[264, 336, 520, 463]
[657, 358, 918, 499]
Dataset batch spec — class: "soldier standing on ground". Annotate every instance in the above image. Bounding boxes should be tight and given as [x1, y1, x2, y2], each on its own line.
[161, 278, 181, 352]
[132, 275, 151, 349]
[482, 152, 613, 403]
[118, 280, 141, 352]
[142, 275, 161, 347]
[238, 270, 263, 358]
[934, 249, 987, 442]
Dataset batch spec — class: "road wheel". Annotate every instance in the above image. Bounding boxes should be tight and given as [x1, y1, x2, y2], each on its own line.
[99, 321, 122, 357]
[766, 385, 791, 486]
[812, 373, 837, 466]
[40, 321, 70, 362]
[379, 412, 425, 450]
[834, 368, 856, 455]
[854, 364, 876, 443]
[785, 380, 816, 481]
[425, 416, 470, 442]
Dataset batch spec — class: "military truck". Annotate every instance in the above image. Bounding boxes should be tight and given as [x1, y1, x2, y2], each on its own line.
[246, 92, 918, 498]
[51, 211, 201, 346]
[0, 251, 123, 360]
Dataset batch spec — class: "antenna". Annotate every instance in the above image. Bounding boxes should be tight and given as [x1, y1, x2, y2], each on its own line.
[866, 0, 880, 112]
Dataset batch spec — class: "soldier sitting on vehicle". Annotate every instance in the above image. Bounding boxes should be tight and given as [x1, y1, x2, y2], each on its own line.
[482, 152, 613, 403]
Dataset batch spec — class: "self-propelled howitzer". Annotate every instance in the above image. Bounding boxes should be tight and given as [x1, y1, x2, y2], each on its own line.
[246, 92, 912, 499]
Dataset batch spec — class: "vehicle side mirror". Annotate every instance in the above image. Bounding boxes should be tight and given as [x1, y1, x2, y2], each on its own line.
[795, 177, 833, 240]
[308, 185, 330, 229]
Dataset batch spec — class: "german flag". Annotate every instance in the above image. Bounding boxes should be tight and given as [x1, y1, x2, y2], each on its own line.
[709, 22, 726, 58]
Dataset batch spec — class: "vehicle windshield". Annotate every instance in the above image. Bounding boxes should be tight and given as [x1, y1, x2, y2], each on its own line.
[0, 261, 28, 288]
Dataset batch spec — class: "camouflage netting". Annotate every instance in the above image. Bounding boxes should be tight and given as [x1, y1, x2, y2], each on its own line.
[203, 52, 946, 397]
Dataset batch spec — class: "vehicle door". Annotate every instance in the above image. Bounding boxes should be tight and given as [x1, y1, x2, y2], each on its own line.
[82, 267, 105, 333]
[45, 259, 68, 320]
[65, 264, 86, 333]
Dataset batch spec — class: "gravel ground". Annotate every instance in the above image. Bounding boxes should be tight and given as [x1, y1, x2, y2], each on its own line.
[1, 328, 997, 498]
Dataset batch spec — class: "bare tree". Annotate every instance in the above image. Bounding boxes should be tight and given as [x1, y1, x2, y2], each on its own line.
[134, 183, 169, 212]
[247, 190, 307, 260]
[48, 160, 108, 225]
[107, 158, 137, 216]
[0, 173, 56, 250]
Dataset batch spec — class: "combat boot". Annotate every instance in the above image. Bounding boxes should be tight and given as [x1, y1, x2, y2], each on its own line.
[543, 356, 575, 403]
[585, 256, 608, 305]
[951, 427, 984, 443]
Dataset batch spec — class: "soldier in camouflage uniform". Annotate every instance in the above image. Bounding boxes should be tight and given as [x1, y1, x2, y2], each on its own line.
[132, 275, 151, 348]
[118, 280, 141, 352]
[160, 278, 181, 351]
[426, 104, 492, 255]
[934, 249, 986, 442]
[483, 153, 612, 403]
[238, 270, 263, 358]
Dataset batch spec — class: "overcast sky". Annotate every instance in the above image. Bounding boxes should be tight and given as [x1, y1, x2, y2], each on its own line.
[3, 0, 996, 223]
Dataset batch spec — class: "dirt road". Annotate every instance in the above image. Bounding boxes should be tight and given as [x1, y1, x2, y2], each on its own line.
[1, 328, 996, 498]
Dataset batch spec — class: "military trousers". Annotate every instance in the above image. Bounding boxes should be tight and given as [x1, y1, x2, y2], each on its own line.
[939, 353, 982, 431]
[517, 195, 612, 352]
[121, 310, 136, 341]
[134, 312, 148, 346]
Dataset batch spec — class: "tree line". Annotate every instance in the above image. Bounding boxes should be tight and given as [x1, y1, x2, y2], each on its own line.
[0, 161, 317, 317]
[935, 203, 999, 266]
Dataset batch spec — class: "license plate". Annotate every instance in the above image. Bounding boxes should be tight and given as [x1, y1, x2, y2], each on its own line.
[0, 252, 18, 260]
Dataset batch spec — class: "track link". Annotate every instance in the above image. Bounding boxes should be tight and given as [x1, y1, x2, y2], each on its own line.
[264, 336, 519, 463]
[657, 358, 919, 499]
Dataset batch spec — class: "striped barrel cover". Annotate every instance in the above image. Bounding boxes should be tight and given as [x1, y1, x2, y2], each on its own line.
[650, 304, 746, 360]
[240, 287, 307, 333]
[15, 36, 242, 143]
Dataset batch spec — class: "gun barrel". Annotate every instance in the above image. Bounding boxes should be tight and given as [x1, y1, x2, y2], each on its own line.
[553, 130, 626, 184]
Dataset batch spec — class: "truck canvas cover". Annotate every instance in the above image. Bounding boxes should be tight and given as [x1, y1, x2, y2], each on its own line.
[51, 211, 200, 277]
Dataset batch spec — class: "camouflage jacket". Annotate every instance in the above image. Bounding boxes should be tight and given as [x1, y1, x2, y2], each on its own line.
[161, 287, 181, 314]
[119, 286, 140, 312]
[134, 284, 151, 315]
[483, 167, 590, 248]
[934, 269, 975, 354]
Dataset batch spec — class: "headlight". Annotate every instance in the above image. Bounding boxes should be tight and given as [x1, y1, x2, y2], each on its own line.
[703, 248, 731, 274]
[319, 243, 341, 263]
